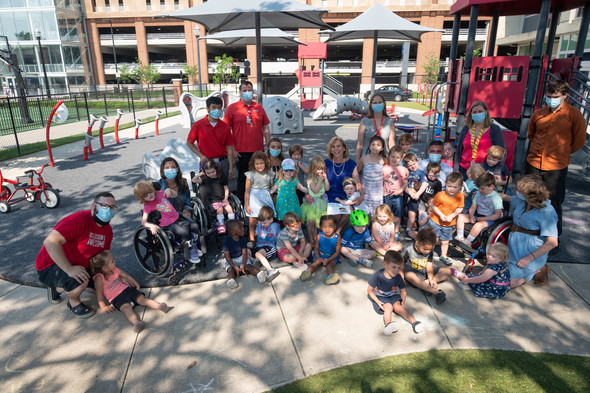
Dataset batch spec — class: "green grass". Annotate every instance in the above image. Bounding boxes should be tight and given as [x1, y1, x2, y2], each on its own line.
[395, 102, 431, 112]
[0, 111, 180, 162]
[268, 349, 590, 393]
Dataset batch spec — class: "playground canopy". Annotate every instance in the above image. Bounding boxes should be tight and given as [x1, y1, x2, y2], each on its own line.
[450, 0, 588, 16]
[202, 28, 304, 46]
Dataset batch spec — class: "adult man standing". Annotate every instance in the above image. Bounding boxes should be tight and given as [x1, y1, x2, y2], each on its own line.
[224, 81, 271, 202]
[35, 192, 118, 318]
[418, 140, 453, 185]
[187, 95, 234, 181]
[525, 79, 586, 238]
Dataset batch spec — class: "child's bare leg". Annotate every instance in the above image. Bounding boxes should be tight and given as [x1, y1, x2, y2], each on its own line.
[307, 220, 318, 245]
[325, 259, 337, 275]
[255, 250, 272, 270]
[389, 241, 403, 252]
[407, 210, 417, 231]
[244, 264, 259, 276]
[405, 272, 438, 295]
[282, 253, 297, 265]
[371, 242, 387, 255]
[440, 240, 449, 258]
[227, 267, 238, 279]
[136, 294, 160, 311]
[434, 268, 452, 283]
[302, 243, 312, 259]
[120, 303, 140, 325]
[336, 214, 348, 233]
[224, 204, 234, 215]
[248, 217, 257, 242]
[341, 247, 360, 262]
[307, 259, 321, 273]
[216, 207, 224, 216]
[456, 214, 466, 238]
[392, 302, 417, 324]
[382, 303, 394, 325]
[468, 222, 488, 238]
[510, 277, 526, 288]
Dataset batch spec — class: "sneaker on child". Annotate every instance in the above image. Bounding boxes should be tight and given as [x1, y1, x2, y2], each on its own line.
[266, 269, 281, 283]
[217, 224, 226, 234]
[189, 247, 201, 263]
[358, 257, 374, 268]
[383, 321, 399, 335]
[226, 278, 238, 289]
[257, 270, 268, 284]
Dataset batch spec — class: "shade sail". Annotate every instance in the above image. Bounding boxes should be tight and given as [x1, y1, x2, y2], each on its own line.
[202, 28, 304, 46]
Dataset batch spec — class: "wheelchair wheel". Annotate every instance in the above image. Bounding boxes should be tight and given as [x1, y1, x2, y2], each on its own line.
[191, 198, 209, 236]
[133, 226, 173, 276]
[485, 217, 512, 250]
[229, 193, 247, 226]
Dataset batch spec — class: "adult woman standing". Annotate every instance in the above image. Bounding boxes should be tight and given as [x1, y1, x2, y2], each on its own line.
[508, 175, 558, 289]
[325, 136, 364, 232]
[454, 101, 505, 178]
[157, 157, 191, 216]
[356, 93, 396, 163]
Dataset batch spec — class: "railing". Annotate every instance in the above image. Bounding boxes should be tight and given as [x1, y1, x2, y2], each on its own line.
[442, 28, 488, 36]
[323, 74, 344, 96]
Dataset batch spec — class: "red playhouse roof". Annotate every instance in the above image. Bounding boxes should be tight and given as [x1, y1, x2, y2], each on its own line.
[450, 0, 588, 17]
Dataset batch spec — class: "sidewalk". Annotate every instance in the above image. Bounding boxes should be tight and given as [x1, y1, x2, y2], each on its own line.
[1, 262, 590, 392]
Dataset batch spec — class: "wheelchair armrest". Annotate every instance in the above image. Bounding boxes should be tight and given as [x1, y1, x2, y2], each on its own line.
[178, 211, 196, 223]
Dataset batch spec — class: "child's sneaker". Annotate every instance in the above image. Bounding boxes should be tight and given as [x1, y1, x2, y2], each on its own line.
[358, 257, 374, 268]
[435, 290, 447, 305]
[189, 247, 201, 263]
[454, 235, 465, 242]
[158, 302, 170, 313]
[133, 321, 147, 333]
[348, 258, 358, 267]
[383, 321, 399, 335]
[412, 321, 424, 334]
[226, 278, 239, 289]
[394, 232, 401, 242]
[266, 269, 281, 283]
[217, 224, 226, 234]
[439, 256, 452, 266]
[256, 270, 268, 284]
[324, 273, 340, 285]
[457, 281, 472, 290]
[300, 270, 312, 282]
[405, 229, 412, 241]
[450, 268, 466, 280]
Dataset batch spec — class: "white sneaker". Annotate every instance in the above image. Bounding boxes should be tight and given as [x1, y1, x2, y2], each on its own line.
[226, 278, 238, 289]
[383, 321, 399, 335]
[457, 281, 472, 290]
[257, 270, 268, 284]
[358, 257, 374, 268]
[266, 269, 281, 283]
[189, 247, 201, 263]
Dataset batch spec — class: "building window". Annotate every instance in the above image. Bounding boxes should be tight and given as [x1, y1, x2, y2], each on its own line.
[161, 0, 166, 11]
[147, 0, 151, 11]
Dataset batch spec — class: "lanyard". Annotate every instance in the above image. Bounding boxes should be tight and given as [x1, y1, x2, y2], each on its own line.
[470, 124, 487, 161]
[372, 116, 384, 137]
[244, 103, 253, 127]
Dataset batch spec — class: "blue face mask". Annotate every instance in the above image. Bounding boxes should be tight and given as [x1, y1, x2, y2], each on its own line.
[472, 112, 486, 123]
[164, 168, 177, 180]
[242, 91, 253, 101]
[269, 149, 281, 157]
[372, 103, 384, 113]
[516, 191, 526, 201]
[210, 109, 223, 119]
[429, 153, 442, 163]
[545, 97, 562, 108]
[96, 205, 115, 223]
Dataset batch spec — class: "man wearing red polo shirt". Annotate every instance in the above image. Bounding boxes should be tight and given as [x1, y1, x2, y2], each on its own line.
[225, 81, 271, 202]
[187, 95, 234, 181]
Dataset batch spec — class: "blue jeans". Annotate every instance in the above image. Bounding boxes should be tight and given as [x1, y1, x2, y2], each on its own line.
[383, 194, 403, 218]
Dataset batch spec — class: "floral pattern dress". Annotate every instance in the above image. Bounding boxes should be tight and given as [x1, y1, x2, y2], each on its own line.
[275, 178, 300, 220]
[467, 261, 510, 299]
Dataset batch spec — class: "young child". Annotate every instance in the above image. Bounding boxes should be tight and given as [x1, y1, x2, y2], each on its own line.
[442, 141, 455, 169]
[383, 146, 408, 240]
[194, 160, 235, 234]
[270, 158, 308, 221]
[453, 243, 510, 299]
[407, 199, 434, 240]
[91, 250, 169, 333]
[483, 145, 510, 187]
[266, 137, 284, 175]
[456, 172, 503, 245]
[462, 163, 486, 212]
[401, 227, 451, 305]
[429, 172, 464, 266]
[368, 250, 424, 335]
[404, 153, 428, 239]
[300, 215, 342, 285]
[371, 204, 402, 254]
[418, 162, 443, 218]
[335, 177, 368, 213]
[289, 144, 309, 204]
[252, 206, 281, 283]
[223, 219, 268, 289]
[276, 212, 312, 269]
[244, 151, 276, 246]
[398, 133, 414, 158]
[300, 156, 330, 246]
[358, 135, 386, 216]
[134, 180, 201, 263]
[341, 210, 377, 268]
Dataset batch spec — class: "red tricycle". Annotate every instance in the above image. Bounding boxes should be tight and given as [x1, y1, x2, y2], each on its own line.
[0, 165, 60, 213]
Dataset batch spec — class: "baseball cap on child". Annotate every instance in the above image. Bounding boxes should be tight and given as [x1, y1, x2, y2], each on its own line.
[281, 158, 296, 171]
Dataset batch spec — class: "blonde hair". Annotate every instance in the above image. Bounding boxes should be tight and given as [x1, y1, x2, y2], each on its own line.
[516, 175, 550, 209]
[467, 163, 486, 180]
[487, 243, 509, 261]
[373, 204, 394, 225]
[282, 212, 302, 226]
[398, 133, 413, 145]
[89, 250, 113, 276]
[327, 136, 349, 160]
[487, 145, 506, 161]
[308, 156, 326, 182]
[464, 100, 493, 129]
[133, 180, 156, 204]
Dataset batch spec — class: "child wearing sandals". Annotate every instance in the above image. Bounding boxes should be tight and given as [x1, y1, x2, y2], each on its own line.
[252, 206, 281, 283]
[368, 250, 424, 335]
[91, 250, 169, 333]
[276, 212, 312, 269]
[452, 243, 511, 299]
[300, 215, 342, 285]
[341, 210, 376, 268]
[223, 219, 268, 289]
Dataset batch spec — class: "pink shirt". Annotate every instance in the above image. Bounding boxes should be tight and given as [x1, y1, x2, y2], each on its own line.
[460, 129, 492, 170]
[94, 267, 128, 302]
[143, 190, 179, 227]
[383, 164, 408, 196]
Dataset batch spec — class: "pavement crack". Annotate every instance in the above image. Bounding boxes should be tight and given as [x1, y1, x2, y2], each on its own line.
[427, 294, 454, 349]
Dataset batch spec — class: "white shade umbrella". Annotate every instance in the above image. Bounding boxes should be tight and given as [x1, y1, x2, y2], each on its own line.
[156, 0, 332, 102]
[320, 4, 443, 95]
[202, 28, 304, 46]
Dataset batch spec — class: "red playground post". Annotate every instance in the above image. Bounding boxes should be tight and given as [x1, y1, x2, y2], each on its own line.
[155, 110, 163, 136]
[45, 101, 68, 167]
[114, 109, 124, 143]
[98, 116, 108, 149]
[83, 114, 98, 161]
[134, 118, 143, 139]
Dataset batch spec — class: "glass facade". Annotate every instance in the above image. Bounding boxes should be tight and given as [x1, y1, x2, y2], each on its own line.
[0, 0, 92, 96]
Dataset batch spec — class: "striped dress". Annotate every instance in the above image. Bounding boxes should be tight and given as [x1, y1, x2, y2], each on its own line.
[361, 159, 384, 216]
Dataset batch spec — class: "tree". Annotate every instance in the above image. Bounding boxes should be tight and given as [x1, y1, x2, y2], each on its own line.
[182, 64, 199, 85]
[421, 51, 440, 84]
[119, 64, 136, 84]
[212, 54, 239, 89]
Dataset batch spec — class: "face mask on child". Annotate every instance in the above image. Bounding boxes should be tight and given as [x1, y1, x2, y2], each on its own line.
[545, 97, 562, 108]
[210, 109, 223, 119]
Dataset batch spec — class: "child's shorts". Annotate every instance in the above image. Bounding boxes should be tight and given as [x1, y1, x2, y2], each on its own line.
[225, 256, 253, 271]
[474, 214, 496, 228]
[383, 194, 403, 218]
[277, 244, 301, 262]
[344, 247, 371, 257]
[253, 245, 277, 261]
[368, 294, 402, 315]
[313, 250, 340, 264]
[406, 198, 419, 213]
[404, 265, 441, 282]
[111, 287, 145, 310]
[427, 219, 454, 241]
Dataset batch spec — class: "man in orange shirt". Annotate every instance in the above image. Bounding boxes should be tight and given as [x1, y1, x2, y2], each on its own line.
[224, 81, 271, 202]
[526, 79, 587, 237]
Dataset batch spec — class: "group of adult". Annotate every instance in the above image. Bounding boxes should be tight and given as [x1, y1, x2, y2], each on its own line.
[34, 79, 585, 318]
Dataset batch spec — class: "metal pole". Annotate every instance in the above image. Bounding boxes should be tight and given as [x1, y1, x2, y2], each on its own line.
[574, 2, 590, 58]
[487, 11, 500, 56]
[194, 25, 203, 98]
[370, 31, 378, 97]
[444, 11, 462, 137]
[105, 19, 120, 91]
[400, 41, 410, 88]
[545, 7, 561, 56]
[35, 31, 51, 99]
[457, 5, 479, 120]
[255, 12, 263, 105]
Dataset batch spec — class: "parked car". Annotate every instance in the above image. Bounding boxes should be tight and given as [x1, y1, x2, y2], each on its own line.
[364, 85, 413, 102]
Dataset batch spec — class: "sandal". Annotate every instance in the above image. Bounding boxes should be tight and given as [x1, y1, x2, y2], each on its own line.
[324, 273, 340, 286]
[67, 300, 95, 319]
[439, 256, 452, 266]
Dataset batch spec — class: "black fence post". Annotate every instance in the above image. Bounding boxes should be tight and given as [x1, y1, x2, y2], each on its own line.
[147, 87, 151, 109]
[74, 94, 81, 121]
[6, 97, 21, 154]
[130, 90, 136, 122]
[126, 88, 131, 112]
[103, 92, 108, 116]
[84, 92, 90, 121]
[37, 98, 44, 125]
[162, 87, 168, 116]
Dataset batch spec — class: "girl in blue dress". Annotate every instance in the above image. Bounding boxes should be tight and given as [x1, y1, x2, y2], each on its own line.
[454, 243, 511, 299]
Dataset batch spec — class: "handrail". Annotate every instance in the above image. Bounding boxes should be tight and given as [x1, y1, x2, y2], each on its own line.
[323, 74, 343, 96]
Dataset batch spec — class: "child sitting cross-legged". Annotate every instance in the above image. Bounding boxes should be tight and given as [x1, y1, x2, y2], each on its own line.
[300, 215, 342, 285]
[223, 219, 267, 289]
[276, 212, 312, 269]
[252, 206, 281, 283]
[371, 204, 403, 254]
[402, 227, 452, 305]
[341, 210, 377, 268]
[368, 250, 424, 335]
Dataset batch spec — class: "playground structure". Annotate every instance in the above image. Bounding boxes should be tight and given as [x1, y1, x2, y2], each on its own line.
[114, 109, 124, 143]
[97, 116, 108, 149]
[83, 114, 98, 161]
[155, 109, 163, 135]
[134, 118, 143, 139]
[179, 91, 240, 129]
[311, 96, 369, 120]
[262, 96, 304, 134]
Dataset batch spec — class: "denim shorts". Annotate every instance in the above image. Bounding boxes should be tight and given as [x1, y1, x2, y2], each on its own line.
[427, 219, 454, 241]
[368, 294, 402, 315]
[383, 194, 403, 217]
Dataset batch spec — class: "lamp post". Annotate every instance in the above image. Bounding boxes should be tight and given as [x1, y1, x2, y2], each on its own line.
[33, 27, 51, 99]
[104, 19, 120, 91]
[193, 25, 203, 97]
